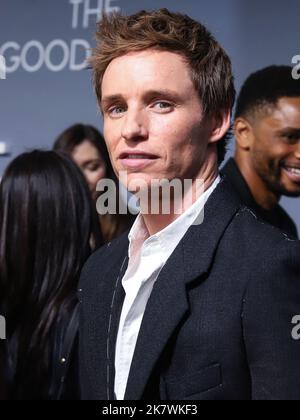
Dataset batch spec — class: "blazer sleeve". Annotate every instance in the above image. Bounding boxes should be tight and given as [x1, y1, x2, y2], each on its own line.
[242, 238, 300, 400]
[78, 245, 110, 401]
[78, 254, 94, 401]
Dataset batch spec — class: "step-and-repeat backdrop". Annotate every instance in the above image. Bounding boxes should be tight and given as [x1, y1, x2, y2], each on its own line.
[0, 0, 299, 229]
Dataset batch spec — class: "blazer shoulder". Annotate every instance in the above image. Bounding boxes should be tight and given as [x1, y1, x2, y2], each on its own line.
[232, 205, 299, 244]
[227, 206, 300, 281]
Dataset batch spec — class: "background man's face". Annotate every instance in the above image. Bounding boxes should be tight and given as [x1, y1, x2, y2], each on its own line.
[101, 49, 213, 191]
[250, 97, 300, 197]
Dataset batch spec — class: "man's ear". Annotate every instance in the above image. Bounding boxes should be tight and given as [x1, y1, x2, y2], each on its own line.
[208, 111, 231, 144]
[234, 117, 254, 150]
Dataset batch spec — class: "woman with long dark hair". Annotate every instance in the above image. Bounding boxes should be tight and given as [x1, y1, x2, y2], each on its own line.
[54, 124, 136, 242]
[0, 150, 102, 400]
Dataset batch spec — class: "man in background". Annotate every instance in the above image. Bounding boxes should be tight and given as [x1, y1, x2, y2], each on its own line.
[223, 66, 300, 238]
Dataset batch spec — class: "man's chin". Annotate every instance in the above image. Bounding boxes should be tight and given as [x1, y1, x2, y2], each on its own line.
[263, 176, 300, 199]
[276, 180, 300, 198]
[117, 170, 149, 190]
[279, 173, 300, 197]
[123, 174, 153, 194]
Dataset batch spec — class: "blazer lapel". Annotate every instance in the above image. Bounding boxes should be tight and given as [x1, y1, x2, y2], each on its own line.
[106, 257, 128, 400]
[124, 241, 189, 400]
[124, 177, 242, 399]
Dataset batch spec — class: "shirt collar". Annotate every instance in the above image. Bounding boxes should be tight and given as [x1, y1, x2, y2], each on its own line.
[128, 176, 221, 259]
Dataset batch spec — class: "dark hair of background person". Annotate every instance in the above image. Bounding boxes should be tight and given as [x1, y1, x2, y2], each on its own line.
[0, 150, 102, 400]
[89, 8, 236, 164]
[54, 124, 136, 242]
[235, 65, 300, 119]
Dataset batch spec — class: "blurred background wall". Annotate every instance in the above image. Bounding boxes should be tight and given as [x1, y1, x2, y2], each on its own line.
[0, 0, 299, 229]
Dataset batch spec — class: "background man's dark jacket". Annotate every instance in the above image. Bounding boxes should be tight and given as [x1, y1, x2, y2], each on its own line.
[79, 177, 300, 400]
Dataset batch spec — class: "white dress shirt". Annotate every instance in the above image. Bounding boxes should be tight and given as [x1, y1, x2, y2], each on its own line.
[114, 176, 221, 400]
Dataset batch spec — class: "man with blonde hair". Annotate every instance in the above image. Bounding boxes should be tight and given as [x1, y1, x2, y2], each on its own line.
[79, 9, 300, 400]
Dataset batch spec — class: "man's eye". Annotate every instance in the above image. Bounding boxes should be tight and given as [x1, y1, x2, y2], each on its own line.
[153, 101, 174, 111]
[108, 105, 126, 116]
[284, 134, 299, 144]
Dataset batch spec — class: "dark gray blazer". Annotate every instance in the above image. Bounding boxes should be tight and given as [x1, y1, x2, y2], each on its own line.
[79, 177, 300, 400]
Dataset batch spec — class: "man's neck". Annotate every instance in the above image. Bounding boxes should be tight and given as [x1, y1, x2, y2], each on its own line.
[141, 167, 219, 237]
[234, 154, 280, 211]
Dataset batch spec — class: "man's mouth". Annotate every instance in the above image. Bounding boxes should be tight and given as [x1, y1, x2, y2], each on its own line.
[119, 152, 159, 169]
[120, 152, 158, 159]
[123, 154, 154, 159]
[281, 163, 300, 184]
[284, 167, 300, 175]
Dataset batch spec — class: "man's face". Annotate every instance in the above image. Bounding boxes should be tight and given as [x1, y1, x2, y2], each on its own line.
[101, 50, 214, 192]
[250, 97, 300, 197]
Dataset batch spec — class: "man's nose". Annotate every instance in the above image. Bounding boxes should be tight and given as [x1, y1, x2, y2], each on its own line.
[121, 109, 148, 142]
